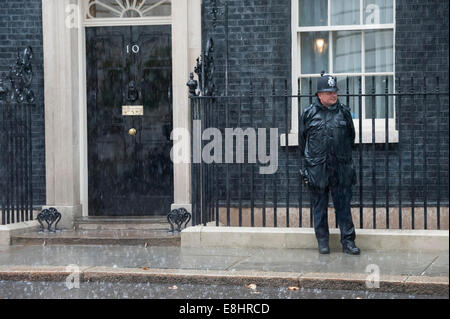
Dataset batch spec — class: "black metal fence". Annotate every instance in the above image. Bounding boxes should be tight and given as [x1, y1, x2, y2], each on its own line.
[0, 102, 34, 225]
[0, 47, 35, 225]
[189, 76, 449, 230]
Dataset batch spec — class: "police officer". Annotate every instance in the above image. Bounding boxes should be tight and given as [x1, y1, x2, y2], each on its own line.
[299, 72, 360, 255]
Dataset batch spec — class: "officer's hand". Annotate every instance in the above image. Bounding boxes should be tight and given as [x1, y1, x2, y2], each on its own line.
[299, 168, 309, 186]
[303, 176, 309, 186]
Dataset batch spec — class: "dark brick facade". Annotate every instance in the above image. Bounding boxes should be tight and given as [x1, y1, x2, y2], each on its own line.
[203, 0, 292, 95]
[393, 0, 449, 206]
[0, 0, 448, 215]
[201, 0, 449, 209]
[0, 0, 46, 206]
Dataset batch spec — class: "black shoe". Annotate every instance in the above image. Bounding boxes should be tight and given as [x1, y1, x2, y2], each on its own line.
[318, 242, 330, 254]
[342, 242, 360, 255]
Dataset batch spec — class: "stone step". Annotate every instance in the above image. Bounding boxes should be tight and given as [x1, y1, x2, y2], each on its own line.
[76, 216, 168, 223]
[74, 216, 170, 231]
[10, 229, 180, 246]
[76, 222, 170, 231]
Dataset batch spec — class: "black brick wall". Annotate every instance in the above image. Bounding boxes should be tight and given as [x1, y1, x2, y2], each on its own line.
[1, 0, 447, 213]
[394, 0, 449, 205]
[0, 0, 45, 206]
[203, 0, 291, 95]
[201, 0, 449, 208]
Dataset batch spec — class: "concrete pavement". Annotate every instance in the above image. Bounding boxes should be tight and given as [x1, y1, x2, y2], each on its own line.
[0, 244, 447, 296]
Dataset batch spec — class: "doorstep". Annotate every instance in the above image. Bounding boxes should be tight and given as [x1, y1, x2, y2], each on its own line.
[9, 229, 180, 246]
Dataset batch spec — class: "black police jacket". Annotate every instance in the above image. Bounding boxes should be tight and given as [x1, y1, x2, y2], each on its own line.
[299, 98, 357, 190]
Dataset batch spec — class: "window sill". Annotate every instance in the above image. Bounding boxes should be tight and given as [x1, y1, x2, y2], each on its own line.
[281, 118, 399, 146]
[281, 129, 399, 147]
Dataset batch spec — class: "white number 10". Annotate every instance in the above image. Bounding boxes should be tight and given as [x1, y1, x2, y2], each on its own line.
[126, 44, 140, 54]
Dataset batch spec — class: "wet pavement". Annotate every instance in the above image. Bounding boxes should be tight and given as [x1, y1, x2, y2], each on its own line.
[0, 280, 445, 299]
[0, 245, 447, 277]
[0, 245, 447, 298]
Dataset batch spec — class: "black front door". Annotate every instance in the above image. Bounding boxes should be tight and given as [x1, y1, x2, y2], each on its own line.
[86, 25, 173, 216]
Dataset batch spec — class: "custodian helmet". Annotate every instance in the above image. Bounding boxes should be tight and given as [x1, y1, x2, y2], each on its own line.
[316, 71, 339, 94]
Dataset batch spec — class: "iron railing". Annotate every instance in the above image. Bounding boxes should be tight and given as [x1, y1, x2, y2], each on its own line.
[0, 47, 35, 225]
[189, 76, 449, 230]
[0, 102, 34, 225]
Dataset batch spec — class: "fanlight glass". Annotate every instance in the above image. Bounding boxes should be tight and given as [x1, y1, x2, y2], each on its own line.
[86, 0, 171, 19]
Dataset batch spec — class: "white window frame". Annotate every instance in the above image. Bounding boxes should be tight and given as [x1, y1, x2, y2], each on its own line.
[283, 0, 398, 146]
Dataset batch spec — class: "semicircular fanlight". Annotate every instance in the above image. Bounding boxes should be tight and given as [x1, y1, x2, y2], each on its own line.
[86, 0, 171, 19]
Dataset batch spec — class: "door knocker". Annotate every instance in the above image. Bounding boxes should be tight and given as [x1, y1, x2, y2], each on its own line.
[127, 80, 139, 102]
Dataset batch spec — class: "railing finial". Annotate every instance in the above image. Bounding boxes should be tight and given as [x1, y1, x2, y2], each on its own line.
[1, 46, 34, 103]
[187, 72, 198, 97]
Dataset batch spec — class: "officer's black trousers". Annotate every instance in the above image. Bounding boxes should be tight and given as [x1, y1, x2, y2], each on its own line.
[310, 183, 356, 246]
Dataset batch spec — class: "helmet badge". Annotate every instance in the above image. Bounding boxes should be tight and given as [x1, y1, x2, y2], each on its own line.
[328, 77, 336, 88]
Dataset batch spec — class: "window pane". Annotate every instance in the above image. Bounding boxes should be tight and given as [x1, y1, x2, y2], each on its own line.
[333, 31, 362, 73]
[365, 76, 394, 119]
[336, 76, 362, 119]
[301, 32, 329, 74]
[363, 0, 393, 24]
[365, 30, 393, 72]
[299, 0, 327, 27]
[331, 0, 360, 25]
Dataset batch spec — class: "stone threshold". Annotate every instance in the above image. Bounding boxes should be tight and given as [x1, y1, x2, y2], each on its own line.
[75, 216, 168, 223]
[10, 229, 181, 246]
[0, 265, 447, 297]
[74, 216, 171, 231]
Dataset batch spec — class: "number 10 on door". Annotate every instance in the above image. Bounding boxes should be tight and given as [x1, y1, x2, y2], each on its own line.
[126, 44, 140, 54]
